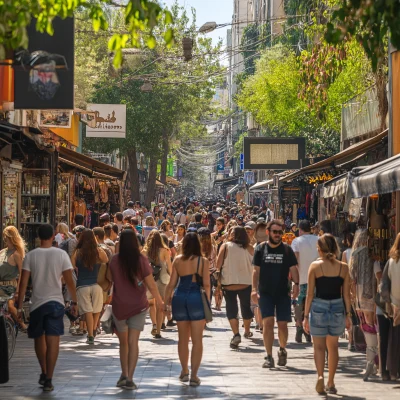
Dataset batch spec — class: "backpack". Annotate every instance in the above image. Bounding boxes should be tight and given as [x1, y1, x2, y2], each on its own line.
[59, 238, 71, 254]
[150, 261, 162, 281]
[266, 209, 271, 222]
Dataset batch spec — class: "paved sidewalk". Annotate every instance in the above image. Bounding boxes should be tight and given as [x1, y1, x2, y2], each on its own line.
[3, 308, 400, 399]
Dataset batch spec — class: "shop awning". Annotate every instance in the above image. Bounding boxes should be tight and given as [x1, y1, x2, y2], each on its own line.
[249, 179, 273, 191]
[156, 180, 165, 187]
[281, 129, 388, 182]
[213, 176, 239, 187]
[227, 184, 240, 194]
[58, 146, 126, 181]
[349, 153, 400, 198]
[165, 176, 180, 186]
[322, 173, 348, 198]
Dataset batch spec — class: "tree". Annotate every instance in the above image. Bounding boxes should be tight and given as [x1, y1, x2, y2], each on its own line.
[0, 0, 173, 67]
[81, 3, 223, 204]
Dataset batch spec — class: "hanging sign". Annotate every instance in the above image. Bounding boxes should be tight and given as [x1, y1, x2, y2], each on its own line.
[83, 104, 126, 138]
[307, 173, 334, 185]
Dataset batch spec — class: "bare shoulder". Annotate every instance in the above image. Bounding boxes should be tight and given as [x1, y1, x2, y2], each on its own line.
[340, 261, 350, 274]
[309, 259, 322, 271]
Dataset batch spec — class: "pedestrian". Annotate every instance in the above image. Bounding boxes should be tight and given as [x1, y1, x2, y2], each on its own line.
[160, 220, 174, 240]
[103, 223, 118, 253]
[142, 216, 157, 239]
[244, 221, 257, 247]
[173, 224, 186, 244]
[99, 213, 111, 227]
[93, 227, 114, 258]
[254, 221, 268, 244]
[0, 226, 27, 330]
[71, 229, 109, 344]
[106, 229, 164, 390]
[252, 219, 300, 368]
[211, 217, 226, 253]
[174, 207, 186, 225]
[114, 212, 124, 232]
[188, 213, 204, 230]
[123, 201, 136, 219]
[291, 220, 319, 343]
[73, 213, 84, 229]
[216, 226, 254, 348]
[17, 224, 78, 392]
[164, 232, 210, 386]
[142, 230, 172, 338]
[156, 210, 165, 227]
[341, 232, 354, 264]
[303, 234, 352, 394]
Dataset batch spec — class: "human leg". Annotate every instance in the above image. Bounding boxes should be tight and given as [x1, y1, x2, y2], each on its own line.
[377, 314, 390, 379]
[44, 335, 60, 379]
[177, 321, 191, 376]
[223, 289, 239, 334]
[277, 321, 288, 349]
[326, 335, 339, 388]
[262, 317, 275, 356]
[313, 336, 327, 393]
[190, 320, 205, 381]
[85, 312, 94, 337]
[127, 328, 141, 381]
[116, 330, 129, 378]
[34, 335, 47, 374]
[238, 286, 253, 335]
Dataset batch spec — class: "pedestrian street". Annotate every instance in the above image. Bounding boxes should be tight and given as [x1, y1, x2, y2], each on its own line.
[4, 308, 400, 400]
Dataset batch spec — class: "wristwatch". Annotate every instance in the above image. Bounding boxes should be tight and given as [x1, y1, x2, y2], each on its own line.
[71, 301, 78, 306]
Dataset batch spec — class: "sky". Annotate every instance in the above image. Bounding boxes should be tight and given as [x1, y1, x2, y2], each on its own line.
[163, 0, 233, 45]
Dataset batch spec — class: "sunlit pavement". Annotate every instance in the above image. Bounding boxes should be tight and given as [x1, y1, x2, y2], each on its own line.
[3, 307, 400, 399]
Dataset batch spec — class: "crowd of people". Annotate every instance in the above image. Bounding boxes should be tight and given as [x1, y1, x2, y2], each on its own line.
[0, 198, 399, 394]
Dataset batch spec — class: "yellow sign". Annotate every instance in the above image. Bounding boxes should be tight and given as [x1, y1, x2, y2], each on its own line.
[308, 173, 333, 184]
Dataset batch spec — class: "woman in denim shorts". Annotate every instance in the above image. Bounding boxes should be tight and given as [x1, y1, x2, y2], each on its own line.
[303, 234, 352, 395]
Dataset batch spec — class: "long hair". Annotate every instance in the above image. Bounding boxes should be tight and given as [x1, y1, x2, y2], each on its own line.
[229, 226, 250, 248]
[118, 229, 141, 286]
[160, 220, 171, 232]
[177, 224, 186, 236]
[75, 229, 99, 270]
[57, 223, 74, 239]
[182, 233, 202, 260]
[144, 230, 168, 263]
[198, 232, 213, 258]
[145, 216, 155, 227]
[317, 234, 339, 260]
[389, 232, 400, 262]
[3, 226, 26, 259]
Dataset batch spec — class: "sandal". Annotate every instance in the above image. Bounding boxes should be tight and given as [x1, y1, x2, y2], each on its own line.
[315, 377, 325, 394]
[179, 372, 189, 382]
[189, 377, 201, 387]
[244, 332, 253, 339]
[325, 386, 337, 394]
[151, 325, 157, 336]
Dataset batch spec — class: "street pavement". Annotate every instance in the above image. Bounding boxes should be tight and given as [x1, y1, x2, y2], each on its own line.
[3, 307, 400, 400]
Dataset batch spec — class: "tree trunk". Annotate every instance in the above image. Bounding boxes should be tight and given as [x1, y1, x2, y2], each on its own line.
[375, 66, 389, 131]
[145, 154, 159, 208]
[160, 129, 169, 184]
[127, 147, 140, 202]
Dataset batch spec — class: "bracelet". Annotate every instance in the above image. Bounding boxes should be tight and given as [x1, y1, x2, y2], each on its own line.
[293, 282, 299, 286]
[304, 316, 309, 319]
[346, 312, 352, 317]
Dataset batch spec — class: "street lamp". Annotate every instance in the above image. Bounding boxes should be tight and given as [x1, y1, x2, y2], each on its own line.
[198, 21, 218, 34]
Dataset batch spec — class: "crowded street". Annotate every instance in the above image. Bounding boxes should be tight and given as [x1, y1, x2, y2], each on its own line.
[5, 309, 400, 400]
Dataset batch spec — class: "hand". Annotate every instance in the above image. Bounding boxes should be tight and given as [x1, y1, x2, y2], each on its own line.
[14, 293, 19, 303]
[157, 300, 165, 312]
[345, 316, 352, 331]
[71, 304, 78, 317]
[17, 308, 23, 321]
[251, 291, 259, 305]
[303, 318, 310, 334]
[292, 285, 299, 299]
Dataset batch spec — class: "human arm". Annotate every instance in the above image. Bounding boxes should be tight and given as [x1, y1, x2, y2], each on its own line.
[246, 245, 254, 257]
[144, 274, 164, 311]
[341, 251, 347, 263]
[202, 258, 211, 302]
[16, 269, 30, 314]
[216, 243, 226, 271]
[13, 252, 23, 302]
[162, 248, 173, 275]
[63, 269, 78, 315]
[163, 258, 180, 308]
[303, 263, 317, 334]
[98, 247, 108, 263]
[251, 266, 260, 304]
[289, 265, 300, 299]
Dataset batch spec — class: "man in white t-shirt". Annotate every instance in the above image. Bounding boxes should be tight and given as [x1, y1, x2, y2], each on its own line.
[291, 220, 319, 343]
[17, 224, 77, 392]
[122, 201, 136, 219]
[174, 207, 186, 225]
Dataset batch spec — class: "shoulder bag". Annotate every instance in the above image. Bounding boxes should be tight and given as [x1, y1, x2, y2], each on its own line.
[214, 245, 228, 290]
[195, 257, 213, 323]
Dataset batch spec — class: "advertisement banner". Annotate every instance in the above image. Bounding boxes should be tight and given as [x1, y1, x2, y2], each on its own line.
[38, 110, 72, 128]
[217, 152, 224, 171]
[83, 104, 126, 138]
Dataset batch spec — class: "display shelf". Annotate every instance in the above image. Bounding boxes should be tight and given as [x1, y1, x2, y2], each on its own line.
[21, 194, 50, 197]
[21, 222, 48, 225]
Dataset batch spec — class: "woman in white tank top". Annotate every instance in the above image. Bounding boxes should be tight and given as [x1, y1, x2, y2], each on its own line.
[216, 226, 255, 348]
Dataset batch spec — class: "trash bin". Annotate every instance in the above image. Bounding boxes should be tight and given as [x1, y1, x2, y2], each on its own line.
[0, 315, 9, 383]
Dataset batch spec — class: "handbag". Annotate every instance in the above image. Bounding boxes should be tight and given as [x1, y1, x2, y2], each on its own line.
[195, 257, 213, 323]
[97, 263, 112, 292]
[150, 262, 162, 281]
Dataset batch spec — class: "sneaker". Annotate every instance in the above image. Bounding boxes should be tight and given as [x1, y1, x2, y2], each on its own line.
[86, 336, 95, 345]
[295, 326, 303, 343]
[166, 319, 176, 327]
[230, 333, 241, 348]
[72, 329, 84, 336]
[39, 373, 47, 386]
[277, 348, 287, 366]
[262, 355, 275, 368]
[347, 342, 355, 352]
[161, 323, 166, 330]
[154, 333, 162, 339]
[69, 326, 76, 334]
[116, 376, 127, 387]
[122, 380, 137, 390]
[43, 379, 54, 392]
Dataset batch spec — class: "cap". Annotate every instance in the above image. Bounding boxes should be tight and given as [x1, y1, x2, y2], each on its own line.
[73, 225, 86, 234]
[291, 223, 297, 228]
[256, 217, 265, 224]
[245, 221, 256, 230]
[237, 215, 243, 221]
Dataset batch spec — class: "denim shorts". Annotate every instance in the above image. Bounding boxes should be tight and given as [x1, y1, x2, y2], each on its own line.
[309, 298, 345, 337]
[28, 301, 65, 339]
[259, 293, 292, 322]
[172, 284, 205, 322]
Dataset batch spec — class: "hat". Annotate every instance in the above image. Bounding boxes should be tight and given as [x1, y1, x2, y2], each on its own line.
[73, 225, 86, 234]
[245, 221, 256, 230]
[291, 223, 297, 228]
[237, 215, 243, 221]
[256, 217, 265, 224]
[100, 213, 110, 220]
[197, 227, 211, 236]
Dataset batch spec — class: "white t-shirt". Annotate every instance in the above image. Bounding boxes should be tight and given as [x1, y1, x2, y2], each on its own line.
[122, 208, 136, 219]
[23, 247, 73, 312]
[291, 234, 319, 285]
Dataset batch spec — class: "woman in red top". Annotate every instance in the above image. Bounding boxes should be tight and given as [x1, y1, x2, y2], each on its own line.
[106, 229, 163, 390]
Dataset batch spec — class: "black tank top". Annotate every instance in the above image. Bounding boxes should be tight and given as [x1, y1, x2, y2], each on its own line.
[315, 263, 344, 300]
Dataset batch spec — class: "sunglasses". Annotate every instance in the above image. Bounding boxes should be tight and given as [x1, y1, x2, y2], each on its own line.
[271, 230, 283, 235]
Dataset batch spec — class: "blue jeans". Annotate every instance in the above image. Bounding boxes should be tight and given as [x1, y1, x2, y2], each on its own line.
[309, 297, 345, 337]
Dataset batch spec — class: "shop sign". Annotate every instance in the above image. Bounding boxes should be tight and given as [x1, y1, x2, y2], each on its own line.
[83, 104, 126, 138]
[244, 171, 254, 184]
[217, 151, 224, 171]
[38, 110, 72, 128]
[308, 172, 333, 184]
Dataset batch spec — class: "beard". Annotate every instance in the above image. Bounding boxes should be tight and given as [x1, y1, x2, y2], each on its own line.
[269, 236, 282, 245]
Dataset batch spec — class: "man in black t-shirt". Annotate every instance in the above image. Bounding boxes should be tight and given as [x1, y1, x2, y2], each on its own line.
[252, 219, 299, 369]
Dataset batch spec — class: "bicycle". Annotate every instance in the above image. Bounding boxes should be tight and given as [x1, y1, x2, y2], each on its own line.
[0, 295, 19, 360]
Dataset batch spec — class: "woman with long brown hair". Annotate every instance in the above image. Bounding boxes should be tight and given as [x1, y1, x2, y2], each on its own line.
[160, 220, 174, 240]
[164, 233, 210, 386]
[72, 229, 108, 344]
[142, 230, 172, 338]
[216, 226, 254, 348]
[0, 226, 27, 329]
[106, 229, 163, 390]
[303, 234, 352, 394]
